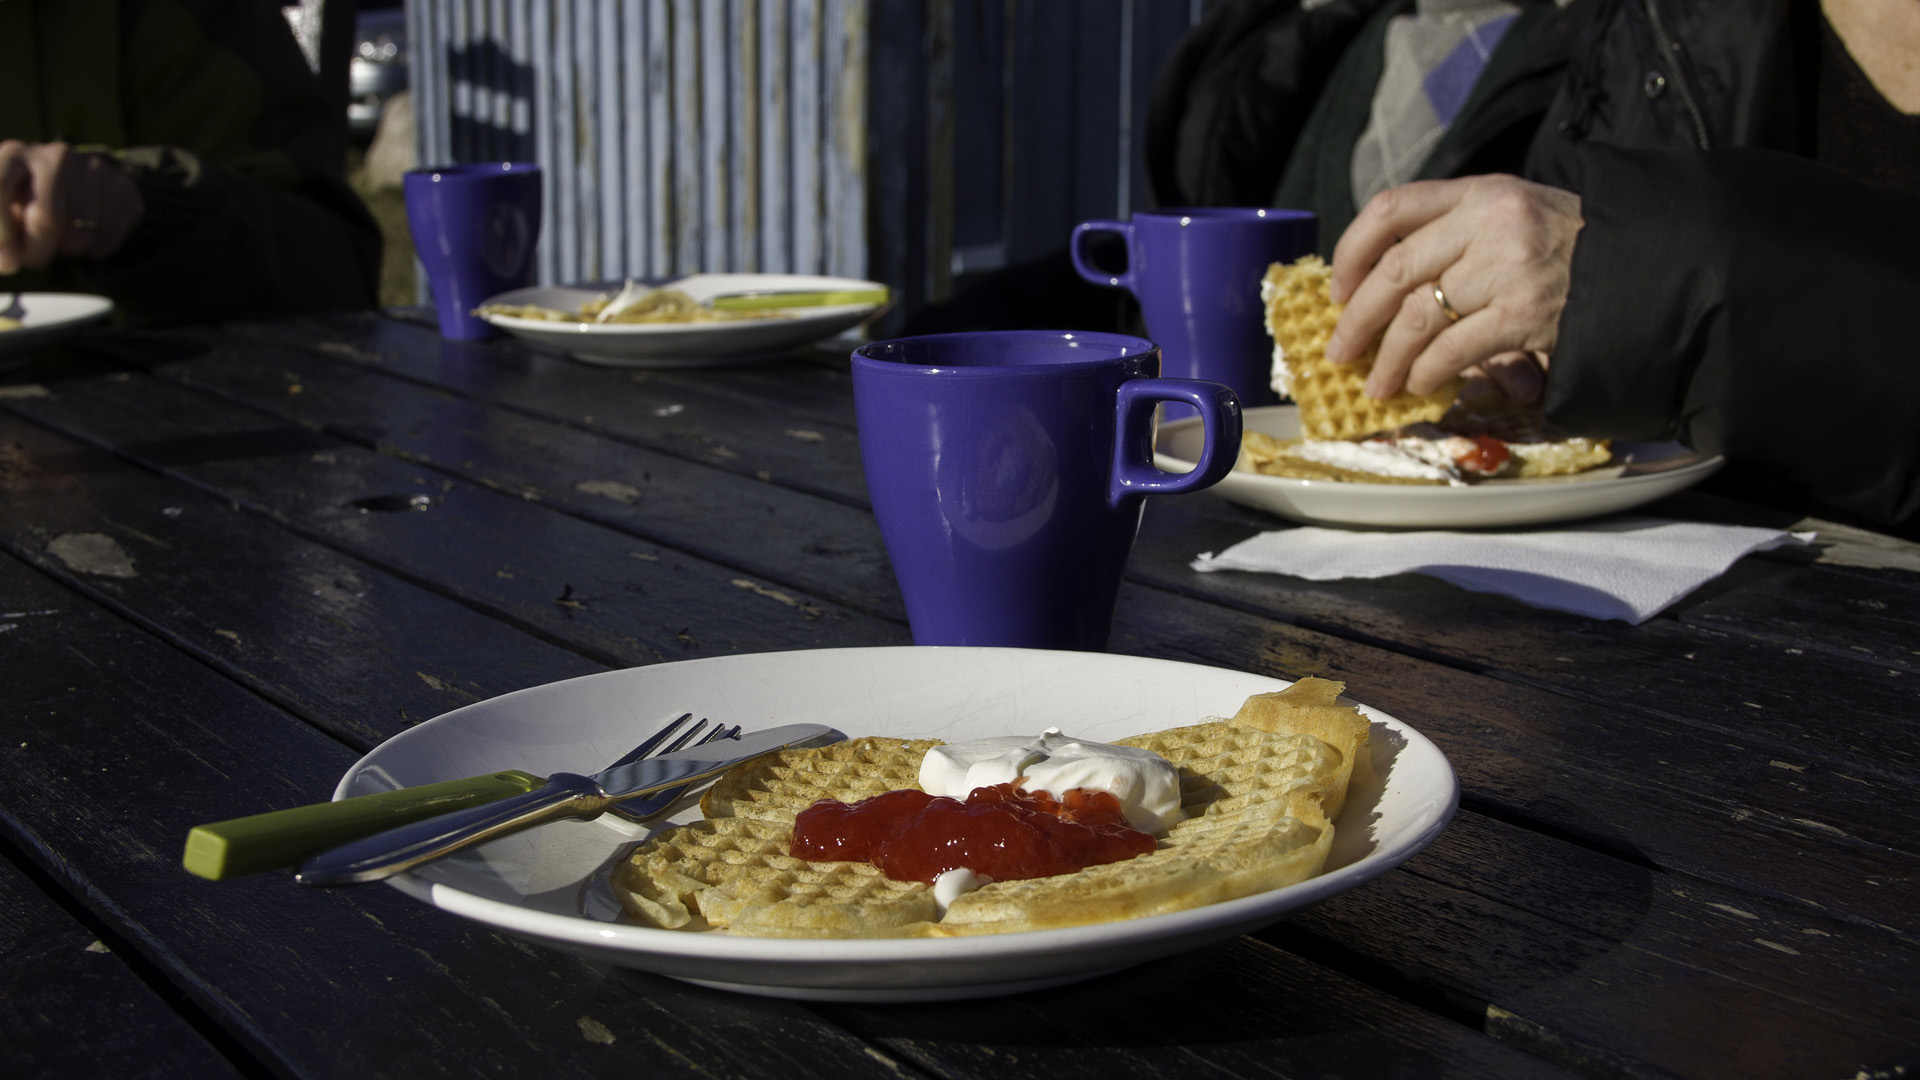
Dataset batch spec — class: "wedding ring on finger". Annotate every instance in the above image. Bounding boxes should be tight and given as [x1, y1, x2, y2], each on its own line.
[1431, 282, 1462, 323]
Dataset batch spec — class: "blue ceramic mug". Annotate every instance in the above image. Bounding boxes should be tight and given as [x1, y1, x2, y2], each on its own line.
[852, 331, 1241, 651]
[1070, 207, 1316, 417]
[403, 163, 542, 339]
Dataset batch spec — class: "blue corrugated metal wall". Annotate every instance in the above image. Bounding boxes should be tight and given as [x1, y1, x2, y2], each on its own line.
[409, 0, 1211, 321]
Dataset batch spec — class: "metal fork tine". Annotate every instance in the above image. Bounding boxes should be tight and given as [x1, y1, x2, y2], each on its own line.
[660, 718, 711, 754]
[608, 722, 743, 823]
[691, 724, 739, 748]
[605, 712, 694, 770]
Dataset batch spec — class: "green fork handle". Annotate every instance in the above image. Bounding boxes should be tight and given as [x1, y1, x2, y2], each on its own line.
[182, 769, 543, 880]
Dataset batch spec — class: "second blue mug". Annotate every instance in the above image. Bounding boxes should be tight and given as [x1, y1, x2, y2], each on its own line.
[1071, 207, 1316, 417]
[852, 331, 1241, 651]
[404, 162, 543, 340]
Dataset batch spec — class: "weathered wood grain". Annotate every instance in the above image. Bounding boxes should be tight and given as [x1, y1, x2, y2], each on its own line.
[3, 362, 910, 669]
[819, 935, 1578, 1080]
[0, 412, 606, 749]
[92, 328, 903, 620]
[1108, 580, 1920, 942]
[1276, 813, 1920, 1080]
[1126, 496, 1919, 779]
[0, 854, 243, 1080]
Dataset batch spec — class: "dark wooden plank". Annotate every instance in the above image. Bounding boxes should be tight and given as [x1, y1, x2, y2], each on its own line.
[821, 936, 1578, 1080]
[2, 362, 911, 672]
[211, 316, 873, 500]
[0, 412, 605, 749]
[0, 853, 246, 1080]
[83, 324, 904, 622]
[1276, 813, 1920, 1080]
[1106, 579, 1920, 941]
[1126, 495, 1920, 782]
[0, 556, 918, 1080]
[1673, 561, 1920, 675]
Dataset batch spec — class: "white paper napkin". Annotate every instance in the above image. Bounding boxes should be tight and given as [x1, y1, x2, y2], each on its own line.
[1191, 516, 1814, 623]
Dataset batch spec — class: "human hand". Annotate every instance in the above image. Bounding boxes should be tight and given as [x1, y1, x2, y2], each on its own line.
[1322, 174, 1581, 404]
[0, 141, 145, 273]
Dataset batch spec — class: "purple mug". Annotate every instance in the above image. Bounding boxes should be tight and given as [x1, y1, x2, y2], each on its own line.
[1070, 207, 1315, 417]
[403, 163, 542, 339]
[852, 331, 1241, 651]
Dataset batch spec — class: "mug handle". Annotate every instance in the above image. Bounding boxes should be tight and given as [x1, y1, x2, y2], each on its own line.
[1070, 220, 1135, 293]
[1109, 379, 1243, 509]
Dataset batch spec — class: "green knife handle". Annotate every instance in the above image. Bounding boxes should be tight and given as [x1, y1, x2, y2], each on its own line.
[182, 770, 543, 880]
[708, 288, 888, 312]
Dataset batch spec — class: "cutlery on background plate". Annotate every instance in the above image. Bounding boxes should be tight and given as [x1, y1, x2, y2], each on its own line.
[294, 722, 837, 887]
[593, 277, 888, 321]
[184, 713, 752, 881]
[705, 288, 890, 312]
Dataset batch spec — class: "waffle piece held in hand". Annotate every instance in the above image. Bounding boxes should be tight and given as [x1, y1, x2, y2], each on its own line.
[1262, 255, 1460, 440]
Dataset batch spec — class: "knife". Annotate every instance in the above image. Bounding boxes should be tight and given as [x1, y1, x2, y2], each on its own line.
[295, 723, 836, 887]
[182, 713, 730, 881]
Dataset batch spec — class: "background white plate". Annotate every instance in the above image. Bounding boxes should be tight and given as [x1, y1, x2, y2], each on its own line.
[336, 647, 1456, 1001]
[478, 272, 886, 367]
[0, 293, 113, 359]
[1160, 405, 1724, 530]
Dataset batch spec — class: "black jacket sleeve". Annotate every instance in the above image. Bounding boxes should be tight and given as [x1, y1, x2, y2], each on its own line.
[1144, 0, 1387, 208]
[1545, 143, 1920, 531]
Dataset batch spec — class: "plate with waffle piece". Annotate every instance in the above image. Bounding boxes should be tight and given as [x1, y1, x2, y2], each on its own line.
[1151, 255, 1722, 529]
[1159, 405, 1723, 529]
[334, 647, 1455, 1000]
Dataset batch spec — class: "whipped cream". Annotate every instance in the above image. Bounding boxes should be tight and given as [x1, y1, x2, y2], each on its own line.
[917, 728, 1184, 834]
[932, 868, 983, 916]
[1290, 438, 1465, 484]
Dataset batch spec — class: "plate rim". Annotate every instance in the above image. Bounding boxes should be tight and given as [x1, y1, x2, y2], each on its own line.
[344, 646, 1457, 973]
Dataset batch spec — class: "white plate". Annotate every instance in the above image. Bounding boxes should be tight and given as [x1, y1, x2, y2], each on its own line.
[335, 647, 1455, 1001]
[1160, 405, 1724, 530]
[478, 272, 887, 367]
[0, 293, 113, 358]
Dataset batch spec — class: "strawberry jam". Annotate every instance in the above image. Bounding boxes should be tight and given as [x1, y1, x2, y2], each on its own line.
[1456, 434, 1511, 475]
[789, 783, 1157, 884]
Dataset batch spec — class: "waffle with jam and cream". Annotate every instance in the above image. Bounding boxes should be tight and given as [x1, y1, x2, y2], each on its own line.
[609, 679, 1370, 938]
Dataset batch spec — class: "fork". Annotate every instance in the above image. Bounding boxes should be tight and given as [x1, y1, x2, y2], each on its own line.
[183, 711, 736, 880]
[608, 717, 742, 822]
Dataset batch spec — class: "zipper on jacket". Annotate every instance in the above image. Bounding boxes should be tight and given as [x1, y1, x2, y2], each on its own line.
[1640, 0, 1711, 148]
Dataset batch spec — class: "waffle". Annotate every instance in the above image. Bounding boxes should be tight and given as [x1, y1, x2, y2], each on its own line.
[611, 691, 1370, 938]
[1263, 256, 1460, 441]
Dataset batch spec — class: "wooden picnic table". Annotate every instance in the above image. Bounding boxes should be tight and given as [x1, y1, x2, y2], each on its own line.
[1, 310, 1915, 1080]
